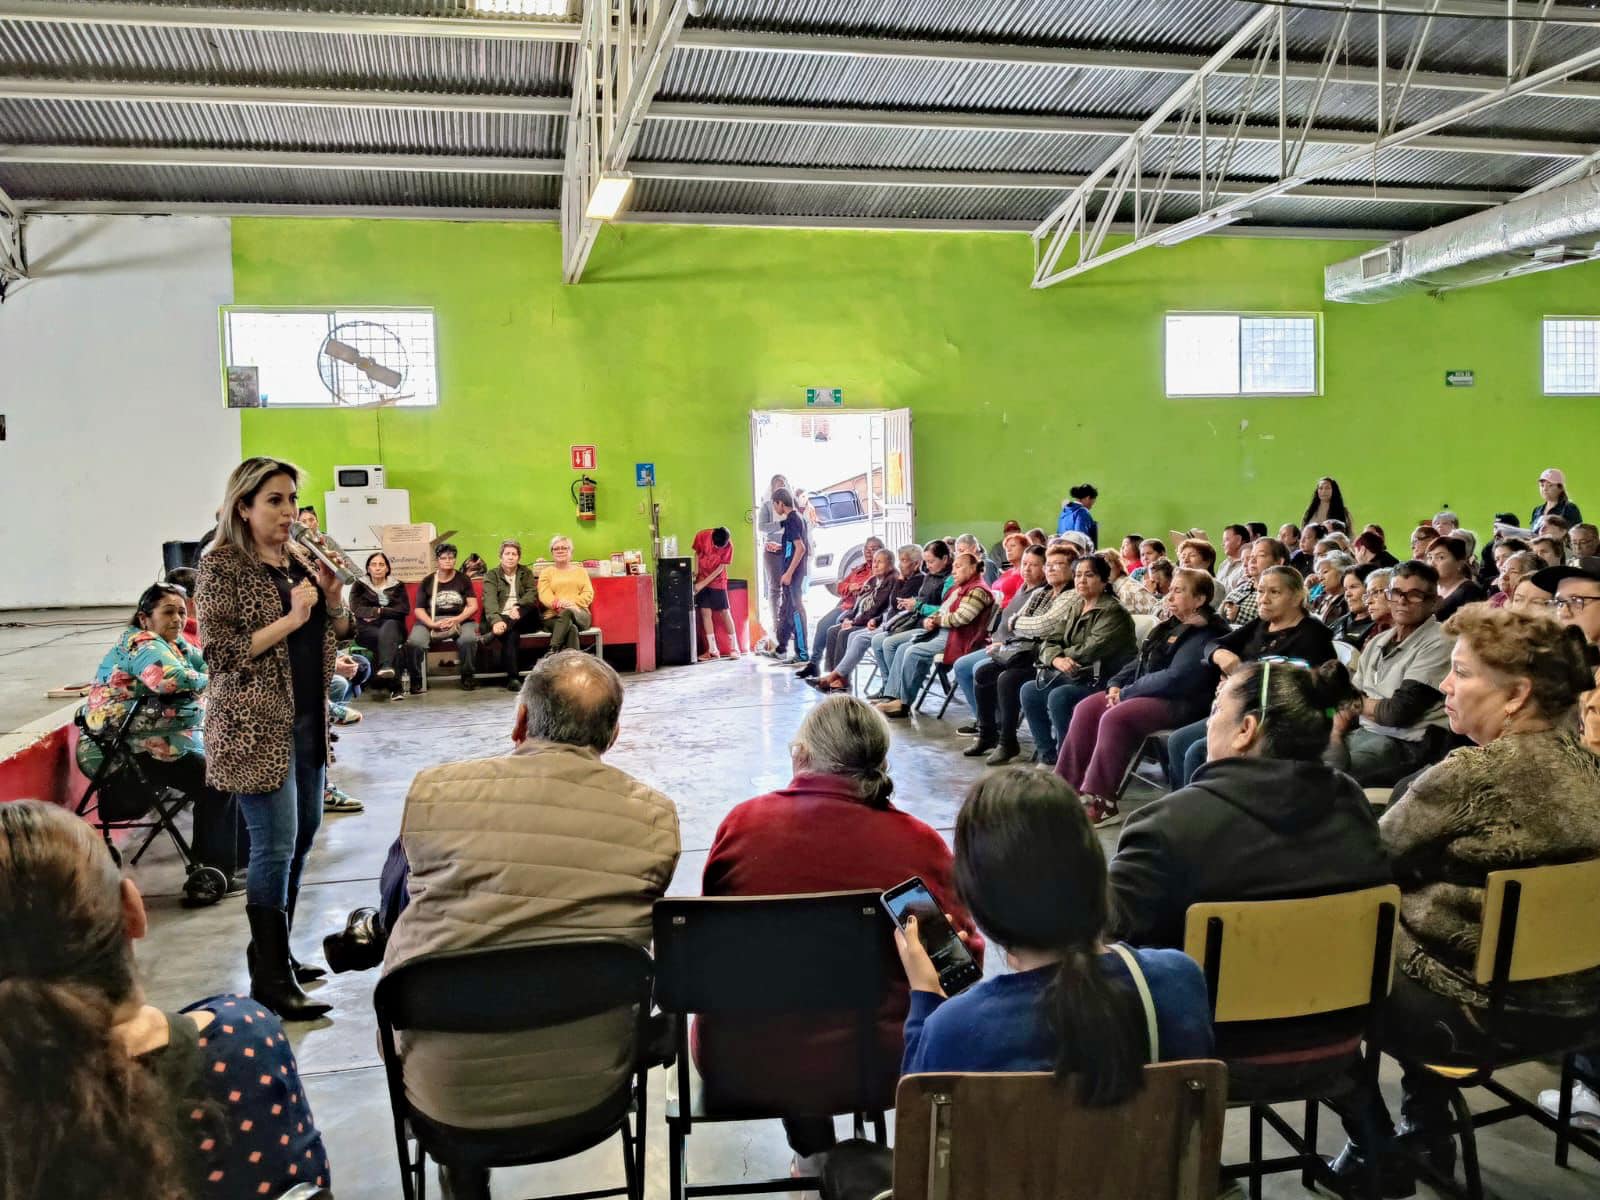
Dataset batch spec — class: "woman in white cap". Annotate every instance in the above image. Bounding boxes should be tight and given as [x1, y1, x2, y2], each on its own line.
[1534, 468, 1582, 530]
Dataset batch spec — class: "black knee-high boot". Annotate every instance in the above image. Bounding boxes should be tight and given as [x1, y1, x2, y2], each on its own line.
[246, 904, 332, 1021]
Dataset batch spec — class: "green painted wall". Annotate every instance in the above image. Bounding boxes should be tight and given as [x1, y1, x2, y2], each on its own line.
[234, 218, 1600, 562]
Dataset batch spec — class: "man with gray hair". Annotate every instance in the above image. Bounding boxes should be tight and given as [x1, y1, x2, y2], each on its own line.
[322, 652, 679, 1197]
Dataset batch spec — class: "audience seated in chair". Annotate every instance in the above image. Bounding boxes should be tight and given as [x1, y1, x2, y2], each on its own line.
[985, 520, 1023, 581]
[1165, 566, 1336, 788]
[1177, 538, 1218, 576]
[537, 534, 596, 654]
[809, 546, 924, 694]
[77, 582, 242, 905]
[1056, 567, 1230, 828]
[1015, 556, 1137, 768]
[1108, 661, 1393, 1093]
[985, 532, 1029, 606]
[954, 546, 1055, 744]
[1216, 524, 1250, 592]
[821, 767, 1214, 1200]
[1425, 535, 1488, 624]
[695, 696, 984, 1177]
[406, 542, 480, 691]
[1354, 530, 1400, 569]
[1330, 607, 1600, 1190]
[1491, 549, 1540, 608]
[479, 538, 541, 690]
[801, 536, 886, 680]
[1117, 555, 1172, 616]
[349, 551, 410, 696]
[866, 541, 953, 701]
[1309, 551, 1354, 625]
[1325, 560, 1455, 788]
[1571, 522, 1600, 562]
[1221, 537, 1284, 626]
[322, 651, 678, 1200]
[0, 801, 328, 1200]
[1329, 563, 1380, 649]
[873, 551, 993, 719]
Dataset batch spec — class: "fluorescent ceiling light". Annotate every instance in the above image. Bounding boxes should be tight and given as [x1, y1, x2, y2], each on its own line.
[586, 172, 635, 221]
[1157, 210, 1253, 247]
[472, 0, 575, 16]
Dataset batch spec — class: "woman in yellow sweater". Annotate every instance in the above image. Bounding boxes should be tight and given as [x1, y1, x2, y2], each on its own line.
[537, 535, 596, 651]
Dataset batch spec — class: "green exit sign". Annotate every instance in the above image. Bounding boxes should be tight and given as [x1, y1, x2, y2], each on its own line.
[806, 387, 843, 407]
[1444, 370, 1475, 387]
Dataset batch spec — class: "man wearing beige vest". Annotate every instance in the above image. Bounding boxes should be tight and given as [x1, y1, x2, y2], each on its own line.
[328, 650, 679, 1200]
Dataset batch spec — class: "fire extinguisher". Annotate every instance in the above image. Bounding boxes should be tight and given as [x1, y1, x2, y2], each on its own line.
[572, 475, 597, 522]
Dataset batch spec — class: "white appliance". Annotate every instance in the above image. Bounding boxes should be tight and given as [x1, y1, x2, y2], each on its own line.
[324, 463, 411, 556]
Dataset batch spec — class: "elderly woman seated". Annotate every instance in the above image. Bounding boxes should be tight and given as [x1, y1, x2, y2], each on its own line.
[696, 696, 984, 1176]
[873, 552, 993, 719]
[1117, 556, 1172, 616]
[1017, 555, 1138, 769]
[1309, 551, 1355, 625]
[77, 583, 241, 906]
[1329, 608, 1600, 1192]
[1329, 563, 1379, 648]
[1055, 567, 1230, 827]
[810, 545, 925, 694]
[1177, 538, 1218, 576]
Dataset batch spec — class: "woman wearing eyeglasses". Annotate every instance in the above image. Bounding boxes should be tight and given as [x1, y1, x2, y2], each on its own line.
[1164, 566, 1336, 788]
[1328, 606, 1600, 1193]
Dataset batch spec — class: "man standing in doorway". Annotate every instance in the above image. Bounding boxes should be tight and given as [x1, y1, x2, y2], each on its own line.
[757, 474, 789, 637]
[762, 489, 809, 665]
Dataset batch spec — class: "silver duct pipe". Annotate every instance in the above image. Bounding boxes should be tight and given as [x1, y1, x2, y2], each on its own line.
[1325, 172, 1600, 303]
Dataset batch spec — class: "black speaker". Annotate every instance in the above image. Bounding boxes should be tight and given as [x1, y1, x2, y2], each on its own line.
[656, 557, 695, 667]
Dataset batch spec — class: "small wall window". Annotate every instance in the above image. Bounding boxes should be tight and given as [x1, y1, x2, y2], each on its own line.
[1542, 317, 1600, 395]
[222, 307, 439, 408]
[1165, 313, 1320, 397]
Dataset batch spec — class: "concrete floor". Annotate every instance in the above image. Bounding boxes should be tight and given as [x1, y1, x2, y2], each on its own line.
[8, 627, 1594, 1199]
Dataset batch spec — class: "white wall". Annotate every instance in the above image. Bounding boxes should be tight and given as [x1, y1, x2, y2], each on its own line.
[0, 215, 238, 609]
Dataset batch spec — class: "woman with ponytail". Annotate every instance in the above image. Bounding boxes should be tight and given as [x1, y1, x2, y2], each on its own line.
[896, 768, 1210, 1090]
[696, 695, 983, 1177]
[0, 801, 328, 1200]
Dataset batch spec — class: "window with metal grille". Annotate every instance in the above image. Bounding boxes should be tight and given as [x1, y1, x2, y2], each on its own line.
[1542, 318, 1600, 395]
[1165, 313, 1320, 397]
[222, 308, 439, 408]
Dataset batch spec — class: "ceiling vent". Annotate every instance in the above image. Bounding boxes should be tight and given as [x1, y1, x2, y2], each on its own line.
[1326, 173, 1600, 303]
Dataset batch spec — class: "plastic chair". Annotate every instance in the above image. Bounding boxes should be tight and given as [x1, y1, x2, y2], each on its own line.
[652, 891, 896, 1200]
[1183, 885, 1402, 1200]
[73, 693, 228, 902]
[1333, 639, 1359, 668]
[375, 938, 656, 1200]
[1393, 859, 1600, 1198]
[888, 1062, 1228, 1200]
[278, 1186, 333, 1200]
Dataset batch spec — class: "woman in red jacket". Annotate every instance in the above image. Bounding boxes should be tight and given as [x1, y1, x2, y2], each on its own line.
[696, 695, 982, 1176]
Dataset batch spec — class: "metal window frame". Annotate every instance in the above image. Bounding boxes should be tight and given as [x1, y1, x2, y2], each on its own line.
[219, 303, 442, 409]
[1540, 313, 1600, 396]
[1163, 310, 1325, 400]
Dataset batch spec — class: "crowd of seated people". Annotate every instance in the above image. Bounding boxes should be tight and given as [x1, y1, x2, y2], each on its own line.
[23, 463, 1600, 1200]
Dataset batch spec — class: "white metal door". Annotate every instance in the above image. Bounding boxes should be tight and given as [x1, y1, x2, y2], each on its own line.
[877, 408, 915, 550]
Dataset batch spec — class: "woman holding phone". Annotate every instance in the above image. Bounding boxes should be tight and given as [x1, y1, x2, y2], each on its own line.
[197, 457, 353, 1022]
[696, 695, 982, 1178]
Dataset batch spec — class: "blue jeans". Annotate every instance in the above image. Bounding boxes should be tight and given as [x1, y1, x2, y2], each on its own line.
[871, 626, 924, 688]
[1167, 718, 1208, 788]
[813, 606, 845, 663]
[952, 649, 988, 712]
[237, 721, 326, 909]
[1018, 677, 1098, 763]
[889, 631, 948, 703]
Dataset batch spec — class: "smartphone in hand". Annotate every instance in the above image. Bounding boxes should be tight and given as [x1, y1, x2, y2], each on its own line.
[881, 876, 982, 996]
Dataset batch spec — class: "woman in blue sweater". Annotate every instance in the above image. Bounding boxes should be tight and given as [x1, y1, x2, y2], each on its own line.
[898, 768, 1213, 1081]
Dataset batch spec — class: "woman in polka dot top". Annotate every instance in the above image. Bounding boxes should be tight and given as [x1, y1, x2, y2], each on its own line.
[0, 801, 330, 1200]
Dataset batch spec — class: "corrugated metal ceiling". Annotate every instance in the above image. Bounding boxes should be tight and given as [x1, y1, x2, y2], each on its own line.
[1, 0, 1597, 235]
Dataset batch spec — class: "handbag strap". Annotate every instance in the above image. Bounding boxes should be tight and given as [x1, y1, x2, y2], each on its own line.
[1107, 942, 1160, 1062]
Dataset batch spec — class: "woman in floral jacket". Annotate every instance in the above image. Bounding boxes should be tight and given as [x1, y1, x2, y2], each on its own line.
[77, 582, 241, 904]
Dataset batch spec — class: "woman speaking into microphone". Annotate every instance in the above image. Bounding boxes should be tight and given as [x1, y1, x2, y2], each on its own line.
[197, 457, 353, 1021]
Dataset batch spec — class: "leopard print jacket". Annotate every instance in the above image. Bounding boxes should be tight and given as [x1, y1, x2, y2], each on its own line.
[196, 544, 337, 795]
